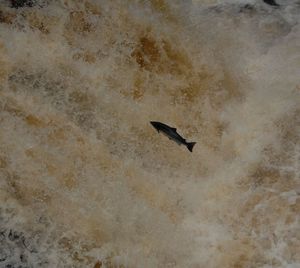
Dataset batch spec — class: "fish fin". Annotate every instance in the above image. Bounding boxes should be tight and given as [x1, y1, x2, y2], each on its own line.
[186, 142, 196, 152]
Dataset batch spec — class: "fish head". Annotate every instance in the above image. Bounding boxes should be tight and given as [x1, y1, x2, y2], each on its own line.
[150, 121, 160, 132]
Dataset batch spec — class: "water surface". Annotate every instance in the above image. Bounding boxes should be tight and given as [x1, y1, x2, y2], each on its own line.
[0, 0, 299, 267]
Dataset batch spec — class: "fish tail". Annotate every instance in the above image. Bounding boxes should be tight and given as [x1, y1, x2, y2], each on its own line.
[186, 142, 196, 152]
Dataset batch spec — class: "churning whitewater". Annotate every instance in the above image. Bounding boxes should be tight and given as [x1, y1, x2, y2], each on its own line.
[0, 0, 299, 267]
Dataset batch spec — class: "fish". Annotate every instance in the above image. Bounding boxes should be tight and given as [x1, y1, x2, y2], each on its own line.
[262, 0, 280, 7]
[150, 121, 196, 152]
[11, 0, 34, 9]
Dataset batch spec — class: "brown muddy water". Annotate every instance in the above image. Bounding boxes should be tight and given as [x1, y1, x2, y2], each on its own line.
[0, 0, 299, 267]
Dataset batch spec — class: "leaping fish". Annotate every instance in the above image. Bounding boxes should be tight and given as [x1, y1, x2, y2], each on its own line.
[150, 121, 196, 152]
[263, 0, 280, 7]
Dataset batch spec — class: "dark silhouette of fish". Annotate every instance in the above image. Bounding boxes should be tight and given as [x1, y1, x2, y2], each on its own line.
[263, 0, 280, 7]
[150, 121, 196, 152]
[10, 0, 34, 8]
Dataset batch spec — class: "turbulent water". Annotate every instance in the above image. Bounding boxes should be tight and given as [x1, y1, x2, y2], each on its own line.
[0, 0, 299, 267]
